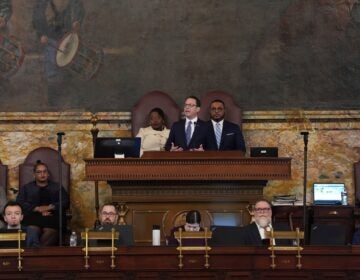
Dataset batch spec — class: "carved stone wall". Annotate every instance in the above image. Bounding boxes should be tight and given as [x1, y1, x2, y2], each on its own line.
[0, 110, 359, 232]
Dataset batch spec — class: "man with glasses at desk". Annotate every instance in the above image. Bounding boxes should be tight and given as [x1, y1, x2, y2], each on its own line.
[241, 199, 291, 246]
[95, 203, 134, 246]
[97, 203, 119, 227]
[165, 96, 205, 151]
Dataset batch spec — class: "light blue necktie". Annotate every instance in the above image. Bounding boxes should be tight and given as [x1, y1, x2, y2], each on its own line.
[215, 122, 222, 149]
[186, 121, 192, 145]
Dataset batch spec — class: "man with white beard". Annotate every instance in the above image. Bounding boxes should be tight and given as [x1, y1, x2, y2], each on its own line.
[241, 199, 290, 245]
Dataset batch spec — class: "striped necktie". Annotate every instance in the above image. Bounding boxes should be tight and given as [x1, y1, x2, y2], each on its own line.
[186, 121, 192, 145]
[215, 122, 222, 148]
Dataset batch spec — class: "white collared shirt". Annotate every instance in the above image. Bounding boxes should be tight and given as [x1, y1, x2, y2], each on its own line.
[211, 119, 224, 131]
[7, 225, 21, 229]
[256, 222, 272, 239]
[185, 117, 198, 137]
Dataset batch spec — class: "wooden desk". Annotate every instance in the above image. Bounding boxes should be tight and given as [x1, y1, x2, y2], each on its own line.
[1, 246, 360, 279]
[85, 152, 292, 242]
[273, 206, 354, 245]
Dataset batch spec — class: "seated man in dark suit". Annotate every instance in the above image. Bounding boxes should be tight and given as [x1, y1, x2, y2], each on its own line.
[241, 199, 291, 246]
[93, 203, 134, 246]
[165, 96, 205, 151]
[1, 201, 37, 247]
[202, 99, 246, 152]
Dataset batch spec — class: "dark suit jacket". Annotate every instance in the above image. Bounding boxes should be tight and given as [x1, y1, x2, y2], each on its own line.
[165, 119, 205, 151]
[241, 222, 292, 246]
[202, 120, 246, 152]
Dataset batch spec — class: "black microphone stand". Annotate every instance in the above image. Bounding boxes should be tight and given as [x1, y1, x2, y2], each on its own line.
[300, 131, 309, 244]
[57, 132, 65, 246]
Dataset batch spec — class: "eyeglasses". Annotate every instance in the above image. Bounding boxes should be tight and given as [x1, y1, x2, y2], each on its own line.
[254, 207, 271, 213]
[101, 212, 117, 217]
[210, 107, 224, 112]
[184, 104, 197, 108]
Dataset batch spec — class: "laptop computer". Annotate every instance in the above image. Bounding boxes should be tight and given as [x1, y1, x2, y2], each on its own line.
[90, 225, 134, 246]
[313, 183, 345, 206]
[209, 225, 245, 246]
[250, 147, 278, 157]
[94, 137, 141, 158]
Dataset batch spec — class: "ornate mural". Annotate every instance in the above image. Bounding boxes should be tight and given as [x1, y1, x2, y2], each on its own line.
[0, 0, 359, 112]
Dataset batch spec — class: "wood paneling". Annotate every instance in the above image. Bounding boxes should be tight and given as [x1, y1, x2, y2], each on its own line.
[85, 153, 292, 242]
[1, 246, 360, 279]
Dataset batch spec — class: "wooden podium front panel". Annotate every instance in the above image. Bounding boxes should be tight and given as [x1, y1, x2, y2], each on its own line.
[84, 153, 292, 243]
[125, 201, 250, 243]
[84, 153, 291, 181]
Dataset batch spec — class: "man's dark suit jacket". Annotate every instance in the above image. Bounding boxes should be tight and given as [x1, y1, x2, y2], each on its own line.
[202, 120, 246, 152]
[165, 119, 205, 151]
[240, 222, 292, 246]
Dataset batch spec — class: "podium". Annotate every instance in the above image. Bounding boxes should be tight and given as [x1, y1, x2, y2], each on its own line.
[85, 152, 291, 242]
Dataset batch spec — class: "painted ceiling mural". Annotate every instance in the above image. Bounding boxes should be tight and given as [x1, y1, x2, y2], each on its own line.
[0, 0, 359, 112]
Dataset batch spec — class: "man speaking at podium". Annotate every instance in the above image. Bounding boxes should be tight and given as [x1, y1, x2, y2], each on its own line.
[165, 96, 205, 151]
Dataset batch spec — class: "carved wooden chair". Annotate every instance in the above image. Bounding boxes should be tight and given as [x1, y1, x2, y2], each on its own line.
[0, 161, 8, 228]
[18, 147, 71, 235]
[199, 91, 243, 128]
[131, 91, 181, 136]
[166, 210, 212, 237]
[19, 147, 70, 191]
[355, 161, 360, 207]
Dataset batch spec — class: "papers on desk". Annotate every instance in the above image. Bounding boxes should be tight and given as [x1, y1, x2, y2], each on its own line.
[272, 195, 303, 206]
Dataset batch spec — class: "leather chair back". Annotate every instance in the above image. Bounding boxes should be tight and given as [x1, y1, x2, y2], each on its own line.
[0, 162, 7, 227]
[19, 147, 70, 192]
[163, 210, 213, 238]
[199, 91, 242, 128]
[355, 161, 360, 207]
[131, 91, 181, 136]
[0, 162, 7, 192]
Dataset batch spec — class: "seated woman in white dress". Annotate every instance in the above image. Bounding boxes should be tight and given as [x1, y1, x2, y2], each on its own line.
[136, 108, 170, 154]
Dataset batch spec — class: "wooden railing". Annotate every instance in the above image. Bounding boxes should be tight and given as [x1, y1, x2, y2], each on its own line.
[1, 246, 360, 279]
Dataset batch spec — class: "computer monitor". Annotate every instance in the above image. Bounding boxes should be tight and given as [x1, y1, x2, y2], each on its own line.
[313, 183, 345, 205]
[94, 137, 141, 158]
[250, 147, 278, 157]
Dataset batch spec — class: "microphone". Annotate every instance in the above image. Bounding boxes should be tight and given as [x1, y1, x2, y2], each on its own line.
[300, 131, 309, 145]
[57, 132, 65, 146]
